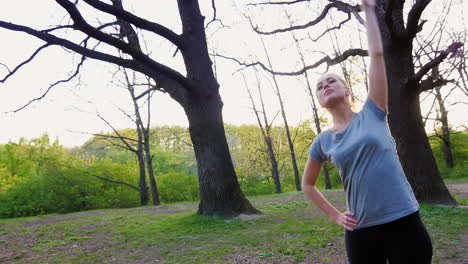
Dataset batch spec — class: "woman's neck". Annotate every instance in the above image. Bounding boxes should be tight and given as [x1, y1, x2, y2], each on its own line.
[327, 103, 355, 132]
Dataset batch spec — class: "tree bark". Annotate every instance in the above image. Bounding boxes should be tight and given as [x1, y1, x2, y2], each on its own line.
[144, 136, 160, 205]
[174, 0, 260, 216]
[385, 45, 456, 204]
[136, 138, 149, 205]
[184, 96, 259, 216]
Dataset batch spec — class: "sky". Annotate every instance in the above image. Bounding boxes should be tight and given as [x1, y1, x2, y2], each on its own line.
[0, 0, 466, 147]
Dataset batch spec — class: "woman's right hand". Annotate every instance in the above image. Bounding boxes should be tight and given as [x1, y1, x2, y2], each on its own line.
[334, 211, 359, 231]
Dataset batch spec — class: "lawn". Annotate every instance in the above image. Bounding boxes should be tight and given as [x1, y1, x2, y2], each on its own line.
[0, 189, 466, 264]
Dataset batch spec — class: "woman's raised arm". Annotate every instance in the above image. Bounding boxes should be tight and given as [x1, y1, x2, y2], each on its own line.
[362, 0, 388, 111]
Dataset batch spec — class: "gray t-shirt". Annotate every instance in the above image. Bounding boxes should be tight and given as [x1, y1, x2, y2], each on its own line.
[309, 98, 419, 229]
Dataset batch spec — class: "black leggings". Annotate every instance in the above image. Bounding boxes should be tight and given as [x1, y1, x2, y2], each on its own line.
[345, 211, 432, 264]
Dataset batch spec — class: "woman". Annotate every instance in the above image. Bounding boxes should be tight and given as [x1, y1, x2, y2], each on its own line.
[301, 0, 433, 263]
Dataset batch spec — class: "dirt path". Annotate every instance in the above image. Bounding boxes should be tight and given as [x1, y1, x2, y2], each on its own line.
[446, 182, 468, 199]
[444, 182, 468, 264]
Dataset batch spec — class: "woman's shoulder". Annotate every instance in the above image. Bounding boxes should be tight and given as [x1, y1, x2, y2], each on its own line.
[313, 130, 331, 144]
[360, 97, 387, 120]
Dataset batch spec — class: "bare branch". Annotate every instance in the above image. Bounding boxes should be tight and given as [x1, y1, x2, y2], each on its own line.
[10, 56, 86, 113]
[101, 137, 134, 152]
[55, 0, 189, 86]
[205, 0, 225, 29]
[42, 25, 75, 33]
[94, 175, 141, 191]
[0, 44, 51, 83]
[308, 12, 352, 42]
[422, 94, 437, 127]
[406, 0, 432, 39]
[170, 130, 193, 148]
[411, 42, 464, 87]
[214, 48, 367, 76]
[247, 0, 310, 6]
[68, 130, 139, 143]
[134, 83, 160, 100]
[251, 1, 359, 35]
[96, 112, 137, 153]
[0, 21, 192, 103]
[81, 0, 182, 47]
[419, 77, 454, 93]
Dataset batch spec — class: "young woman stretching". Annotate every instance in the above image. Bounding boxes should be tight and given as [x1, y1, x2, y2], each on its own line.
[301, 0, 433, 263]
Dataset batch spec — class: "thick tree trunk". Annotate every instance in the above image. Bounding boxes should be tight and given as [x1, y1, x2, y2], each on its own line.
[176, 0, 259, 216]
[184, 96, 260, 216]
[385, 47, 456, 205]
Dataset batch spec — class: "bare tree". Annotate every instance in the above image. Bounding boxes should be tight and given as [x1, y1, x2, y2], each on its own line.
[259, 37, 302, 191]
[290, 29, 333, 189]
[415, 4, 468, 169]
[91, 112, 149, 205]
[245, 0, 462, 204]
[118, 68, 161, 205]
[242, 72, 282, 193]
[0, 0, 258, 216]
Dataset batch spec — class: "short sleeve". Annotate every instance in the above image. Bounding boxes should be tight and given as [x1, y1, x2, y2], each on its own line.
[308, 134, 326, 163]
[362, 98, 387, 120]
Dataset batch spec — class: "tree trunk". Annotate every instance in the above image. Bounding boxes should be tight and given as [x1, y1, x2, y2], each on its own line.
[184, 96, 260, 216]
[280, 107, 301, 191]
[261, 38, 301, 191]
[175, 0, 259, 216]
[292, 32, 332, 189]
[144, 133, 160, 205]
[265, 137, 282, 193]
[136, 148, 149, 205]
[435, 86, 454, 168]
[385, 46, 456, 204]
[309, 86, 332, 190]
[244, 73, 282, 194]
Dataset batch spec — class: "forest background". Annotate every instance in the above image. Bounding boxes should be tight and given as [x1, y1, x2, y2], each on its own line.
[0, 0, 467, 219]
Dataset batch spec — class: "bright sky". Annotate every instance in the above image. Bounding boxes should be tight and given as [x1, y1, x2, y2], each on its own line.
[0, 0, 466, 147]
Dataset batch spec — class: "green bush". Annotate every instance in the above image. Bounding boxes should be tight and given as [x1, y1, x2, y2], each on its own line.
[429, 132, 468, 180]
[157, 172, 199, 203]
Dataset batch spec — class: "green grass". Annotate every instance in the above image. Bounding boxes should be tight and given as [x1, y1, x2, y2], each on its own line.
[108, 198, 343, 263]
[420, 204, 468, 263]
[0, 190, 466, 264]
[444, 176, 468, 183]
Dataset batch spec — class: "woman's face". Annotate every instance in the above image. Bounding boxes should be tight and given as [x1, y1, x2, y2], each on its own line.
[316, 74, 349, 108]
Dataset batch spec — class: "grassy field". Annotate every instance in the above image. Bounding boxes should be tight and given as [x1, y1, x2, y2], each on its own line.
[0, 187, 466, 264]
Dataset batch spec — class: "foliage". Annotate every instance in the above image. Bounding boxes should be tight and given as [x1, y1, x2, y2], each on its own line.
[157, 172, 199, 203]
[0, 136, 142, 218]
[429, 131, 468, 179]
[0, 128, 466, 219]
